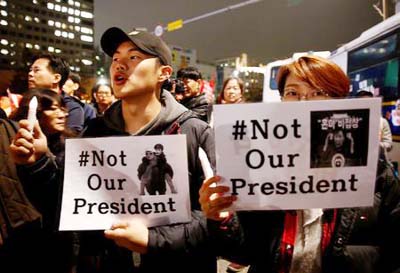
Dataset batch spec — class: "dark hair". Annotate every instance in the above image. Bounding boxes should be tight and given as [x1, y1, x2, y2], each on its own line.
[10, 88, 65, 122]
[177, 67, 202, 81]
[354, 90, 373, 98]
[154, 143, 164, 150]
[11, 88, 76, 138]
[277, 56, 350, 98]
[92, 83, 113, 94]
[68, 72, 81, 84]
[32, 54, 70, 88]
[217, 76, 244, 104]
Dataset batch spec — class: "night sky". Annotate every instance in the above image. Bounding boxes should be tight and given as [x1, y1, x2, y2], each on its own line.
[94, 0, 381, 64]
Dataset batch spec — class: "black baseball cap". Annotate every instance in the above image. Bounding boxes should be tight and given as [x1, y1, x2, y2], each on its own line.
[101, 27, 172, 66]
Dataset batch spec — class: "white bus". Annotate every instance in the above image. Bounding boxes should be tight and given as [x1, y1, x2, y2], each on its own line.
[329, 13, 400, 164]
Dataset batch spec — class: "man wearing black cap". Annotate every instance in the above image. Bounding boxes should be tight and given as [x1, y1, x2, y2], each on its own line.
[90, 27, 216, 273]
[10, 27, 216, 273]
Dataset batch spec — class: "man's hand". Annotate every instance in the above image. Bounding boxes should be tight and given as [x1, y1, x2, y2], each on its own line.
[10, 119, 48, 165]
[104, 219, 149, 254]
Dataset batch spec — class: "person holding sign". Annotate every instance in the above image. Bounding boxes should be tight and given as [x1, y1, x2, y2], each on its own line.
[199, 56, 400, 273]
[10, 27, 216, 273]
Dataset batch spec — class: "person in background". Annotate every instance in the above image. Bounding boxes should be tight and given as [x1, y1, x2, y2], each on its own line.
[217, 76, 245, 105]
[216, 76, 246, 273]
[63, 72, 96, 126]
[28, 53, 85, 133]
[0, 89, 22, 117]
[199, 56, 400, 273]
[9, 88, 77, 273]
[91, 83, 115, 117]
[355, 90, 392, 157]
[177, 66, 211, 123]
[62, 72, 80, 98]
[163, 78, 185, 102]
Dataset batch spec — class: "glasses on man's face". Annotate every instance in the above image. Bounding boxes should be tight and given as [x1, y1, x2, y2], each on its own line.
[282, 89, 329, 101]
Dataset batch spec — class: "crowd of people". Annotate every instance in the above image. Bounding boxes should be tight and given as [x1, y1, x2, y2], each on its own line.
[0, 26, 399, 273]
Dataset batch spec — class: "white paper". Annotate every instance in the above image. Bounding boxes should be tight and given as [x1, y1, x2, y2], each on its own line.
[59, 135, 191, 230]
[214, 98, 381, 210]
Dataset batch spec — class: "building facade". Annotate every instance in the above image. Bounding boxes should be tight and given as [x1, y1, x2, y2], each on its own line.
[0, 0, 95, 77]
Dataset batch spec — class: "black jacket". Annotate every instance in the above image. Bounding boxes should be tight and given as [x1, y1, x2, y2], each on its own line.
[0, 119, 41, 244]
[209, 158, 400, 273]
[180, 93, 211, 123]
[62, 92, 85, 133]
[3, 119, 76, 273]
[80, 90, 217, 273]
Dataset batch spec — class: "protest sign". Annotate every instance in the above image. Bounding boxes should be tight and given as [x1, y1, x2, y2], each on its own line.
[214, 98, 381, 210]
[59, 135, 190, 230]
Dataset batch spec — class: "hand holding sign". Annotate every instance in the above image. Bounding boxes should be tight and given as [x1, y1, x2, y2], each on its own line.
[104, 218, 149, 254]
[199, 176, 236, 221]
[199, 147, 236, 220]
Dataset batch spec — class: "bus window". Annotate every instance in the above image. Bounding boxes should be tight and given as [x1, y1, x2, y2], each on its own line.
[348, 32, 399, 101]
[349, 58, 399, 101]
[348, 33, 397, 72]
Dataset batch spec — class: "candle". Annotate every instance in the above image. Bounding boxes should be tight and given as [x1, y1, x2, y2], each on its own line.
[27, 96, 38, 133]
[198, 147, 213, 180]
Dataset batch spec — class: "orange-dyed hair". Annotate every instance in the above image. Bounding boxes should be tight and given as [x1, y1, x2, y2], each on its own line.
[277, 56, 350, 98]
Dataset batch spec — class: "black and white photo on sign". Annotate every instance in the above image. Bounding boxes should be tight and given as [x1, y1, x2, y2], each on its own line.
[138, 143, 177, 196]
[310, 109, 369, 168]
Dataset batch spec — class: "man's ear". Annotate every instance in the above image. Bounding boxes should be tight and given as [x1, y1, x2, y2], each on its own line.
[73, 82, 79, 91]
[158, 65, 172, 83]
[53, 73, 62, 85]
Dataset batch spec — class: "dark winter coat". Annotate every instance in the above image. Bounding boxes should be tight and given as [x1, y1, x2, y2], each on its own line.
[79, 90, 217, 273]
[180, 92, 211, 123]
[209, 157, 400, 273]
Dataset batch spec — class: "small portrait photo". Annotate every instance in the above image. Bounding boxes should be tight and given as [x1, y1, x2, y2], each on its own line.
[137, 143, 177, 195]
[310, 109, 369, 168]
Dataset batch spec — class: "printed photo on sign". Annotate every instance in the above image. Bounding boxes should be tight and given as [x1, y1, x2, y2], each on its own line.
[59, 135, 190, 231]
[138, 143, 178, 196]
[310, 109, 369, 168]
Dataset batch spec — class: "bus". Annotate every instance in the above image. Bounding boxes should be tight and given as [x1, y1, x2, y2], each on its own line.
[329, 12, 400, 163]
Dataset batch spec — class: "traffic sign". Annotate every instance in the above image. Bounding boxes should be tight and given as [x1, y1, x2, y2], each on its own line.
[167, 19, 183, 32]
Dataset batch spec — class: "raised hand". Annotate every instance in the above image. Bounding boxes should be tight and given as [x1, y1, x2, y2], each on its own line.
[199, 175, 237, 221]
[10, 119, 48, 165]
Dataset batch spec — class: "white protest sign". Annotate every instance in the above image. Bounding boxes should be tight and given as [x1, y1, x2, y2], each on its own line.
[214, 98, 381, 210]
[59, 135, 190, 230]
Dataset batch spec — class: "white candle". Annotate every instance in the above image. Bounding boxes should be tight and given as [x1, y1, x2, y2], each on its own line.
[27, 96, 38, 132]
[198, 147, 213, 180]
